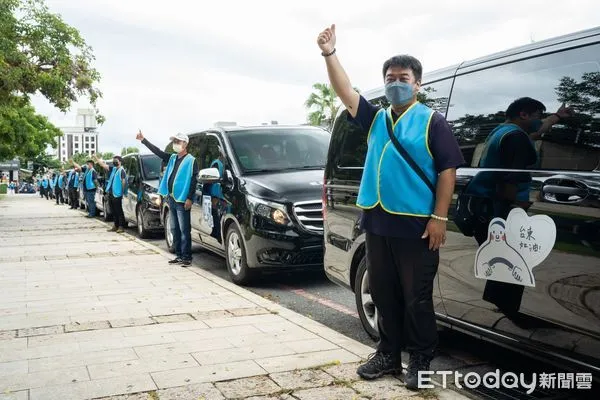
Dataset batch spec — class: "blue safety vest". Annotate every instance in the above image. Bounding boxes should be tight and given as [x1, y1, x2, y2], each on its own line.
[466, 123, 536, 202]
[42, 178, 48, 188]
[106, 166, 125, 197]
[356, 102, 437, 217]
[67, 171, 79, 188]
[158, 153, 195, 203]
[58, 175, 64, 188]
[84, 168, 97, 191]
[50, 176, 56, 189]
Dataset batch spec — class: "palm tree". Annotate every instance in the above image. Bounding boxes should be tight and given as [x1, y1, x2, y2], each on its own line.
[305, 83, 359, 131]
[304, 83, 340, 131]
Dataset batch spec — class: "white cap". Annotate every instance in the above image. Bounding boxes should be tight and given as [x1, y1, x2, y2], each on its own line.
[169, 132, 189, 143]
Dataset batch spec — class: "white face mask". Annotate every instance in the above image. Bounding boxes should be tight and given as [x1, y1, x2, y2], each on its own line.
[173, 143, 183, 153]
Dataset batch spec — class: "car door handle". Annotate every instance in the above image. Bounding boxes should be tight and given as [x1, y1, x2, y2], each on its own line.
[542, 185, 588, 196]
[541, 179, 589, 203]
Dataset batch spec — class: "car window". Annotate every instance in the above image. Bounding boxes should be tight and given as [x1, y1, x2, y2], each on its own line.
[125, 156, 139, 179]
[447, 43, 600, 171]
[186, 134, 206, 161]
[334, 78, 453, 169]
[140, 154, 162, 180]
[228, 128, 330, 173]
[201, 135, 224, 170]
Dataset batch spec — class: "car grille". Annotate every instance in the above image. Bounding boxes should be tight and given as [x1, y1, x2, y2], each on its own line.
[293, 201, 323, 233]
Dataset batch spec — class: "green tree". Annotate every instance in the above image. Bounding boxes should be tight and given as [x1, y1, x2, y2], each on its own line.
[28, 153, 61, 176]
[121, 146, 139, 156]
[0, 103, 62, 160]
[0, 0, 103, 160]
[304, 83, 359, 131]
[100, 151, 114, 159]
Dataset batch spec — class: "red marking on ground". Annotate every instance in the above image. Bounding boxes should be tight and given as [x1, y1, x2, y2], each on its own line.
[280, 285, 360, 319]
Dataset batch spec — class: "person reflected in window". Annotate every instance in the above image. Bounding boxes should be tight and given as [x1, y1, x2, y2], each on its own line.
[468, 97, 573, 243]
[465, 97, 572, 317]
[204, 147, 228, 243]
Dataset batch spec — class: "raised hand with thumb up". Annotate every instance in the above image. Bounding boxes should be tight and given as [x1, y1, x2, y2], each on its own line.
[317, 24, 336, 55]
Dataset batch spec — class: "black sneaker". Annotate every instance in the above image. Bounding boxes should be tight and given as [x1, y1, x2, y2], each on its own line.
[168, 258, 183, 264]
[404, 352, 433, 390]
[356, 352, 401, 380]
[180, 260, 191, 267]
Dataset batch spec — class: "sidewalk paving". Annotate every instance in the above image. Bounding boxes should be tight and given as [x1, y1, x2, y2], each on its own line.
[0, 195, 471, 400]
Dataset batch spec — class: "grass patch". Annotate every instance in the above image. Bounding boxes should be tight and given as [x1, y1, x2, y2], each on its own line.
[147, 391, 160, 400]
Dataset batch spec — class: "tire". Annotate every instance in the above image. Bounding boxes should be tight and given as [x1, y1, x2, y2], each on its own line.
[164, 208, 176, 254]
[355, 256, 380, 341]
[137, 207, 151, 239]
[225, 225, 253, 285]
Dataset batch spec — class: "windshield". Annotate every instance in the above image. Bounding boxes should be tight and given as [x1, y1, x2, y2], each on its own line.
[228, 128, 330, 173]
[140, 154, 162, 180]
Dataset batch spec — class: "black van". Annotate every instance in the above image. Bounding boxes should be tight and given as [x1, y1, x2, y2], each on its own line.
[323, 26, 600, 380]
[160, 125, 330, 285]
[120, 153, 164, 238]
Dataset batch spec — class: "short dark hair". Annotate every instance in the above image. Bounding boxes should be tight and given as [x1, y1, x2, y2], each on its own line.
[382, 55, 423, 82]
[113, 156, 123, 163]
[505, 97, 546, 119]
[86, 159, 94, 164]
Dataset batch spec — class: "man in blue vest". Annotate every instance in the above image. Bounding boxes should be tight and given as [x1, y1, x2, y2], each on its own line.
[317, 25, 465, 388]
[41, 175, 49, 200]
[136, 130, 199, 266]
[74, 160, 100, 218]
[96, 155, 127, 232]
[54, 170, 65, 205]
[66, 168, 80, 208]
[49, 172, 56, 200]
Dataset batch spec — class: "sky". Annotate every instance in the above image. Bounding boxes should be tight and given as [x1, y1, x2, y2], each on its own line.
[31, 0, 600, 154]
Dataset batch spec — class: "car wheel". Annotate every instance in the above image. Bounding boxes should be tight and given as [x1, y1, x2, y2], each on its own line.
[225, 225, 253, 285]
[164, 209, 176, 253]
[137, 208, 151, 239]
[355, 256, 380, 341]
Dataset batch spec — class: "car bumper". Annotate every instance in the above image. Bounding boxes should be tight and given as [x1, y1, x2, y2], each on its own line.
[141, 205, 163, 230]
[243, 227, 323, 270]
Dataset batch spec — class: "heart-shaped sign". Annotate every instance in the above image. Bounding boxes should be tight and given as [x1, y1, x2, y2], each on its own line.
[505, 208, 556, 269]
[474, 208, 556, 287]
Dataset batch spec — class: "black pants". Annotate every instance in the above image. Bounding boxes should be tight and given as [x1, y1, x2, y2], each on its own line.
[366, 232, 439, 360]
[55, 187, 64, 204]
[110, 194, 126, 229]
[68, 188, 79, 208]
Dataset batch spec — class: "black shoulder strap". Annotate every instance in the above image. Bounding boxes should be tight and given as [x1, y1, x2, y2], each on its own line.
[385, 111, 436, 195]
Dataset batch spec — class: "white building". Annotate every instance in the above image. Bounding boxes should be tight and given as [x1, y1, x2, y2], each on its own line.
[53, 109, 99, 162]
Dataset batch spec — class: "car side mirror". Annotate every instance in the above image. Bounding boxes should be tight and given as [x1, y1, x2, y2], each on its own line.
[199, 167, 221, 184]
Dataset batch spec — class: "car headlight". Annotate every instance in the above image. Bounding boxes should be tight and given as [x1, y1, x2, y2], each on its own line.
[247, 194, 290, 226]
[149, 193, 161, 207]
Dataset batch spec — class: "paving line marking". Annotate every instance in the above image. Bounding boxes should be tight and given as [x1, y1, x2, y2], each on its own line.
[279, 285, 360, 319]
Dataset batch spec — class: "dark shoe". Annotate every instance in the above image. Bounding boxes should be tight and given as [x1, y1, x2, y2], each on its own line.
[168, 258, 183, 264]
[107, 226, 118, 232]
[404, 352, 433, 390]
[356, 352, 401, 380]
[180, 259, 192, 267]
